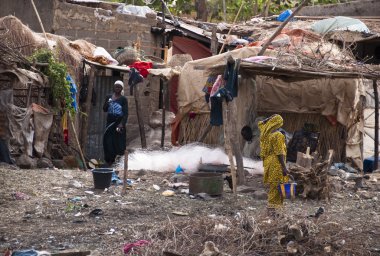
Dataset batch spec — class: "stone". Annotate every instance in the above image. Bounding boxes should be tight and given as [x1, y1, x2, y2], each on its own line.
[170, 174, 189, 183]
[16, 154, 37, 169]
[287, 241, 298, 254]
[37, 157, 54, 168]
[52, 159, 67, 169]
[252, 191, 267, 200]
[236, 185, 256, 193]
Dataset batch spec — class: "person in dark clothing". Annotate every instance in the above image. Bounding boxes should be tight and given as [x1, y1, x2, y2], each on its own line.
[102, 80, 128, 166]
[286, 123, 319, 162]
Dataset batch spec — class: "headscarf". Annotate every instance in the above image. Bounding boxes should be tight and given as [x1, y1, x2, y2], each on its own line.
[259, 114, 284, 158]
[114, 80, 124, 88]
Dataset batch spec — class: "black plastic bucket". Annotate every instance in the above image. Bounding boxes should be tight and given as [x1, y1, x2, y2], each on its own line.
[92, 168, 113, 189]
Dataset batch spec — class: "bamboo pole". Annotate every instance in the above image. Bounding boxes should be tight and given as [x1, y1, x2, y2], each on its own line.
[218, 1, 245, 54]
[373, 80, 379, 171]
[134, 82, 147, 148]
[30, 0, 49, 46]
[122, 149, 129, 195]
[223, 101, 237, 194]
[210, 26, 218, 55]
[161, 80, 167, 148]
[257, 0, 310, 56]
[69, 112, 87, 171]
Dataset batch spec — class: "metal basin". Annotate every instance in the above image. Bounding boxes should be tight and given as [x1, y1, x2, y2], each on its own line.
[189, 172, 223, 196]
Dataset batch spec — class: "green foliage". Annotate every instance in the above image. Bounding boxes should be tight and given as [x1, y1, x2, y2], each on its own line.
[29, 49, 75, 115]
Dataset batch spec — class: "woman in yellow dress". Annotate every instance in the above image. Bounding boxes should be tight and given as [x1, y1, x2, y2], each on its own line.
[258, 114, 288, 212]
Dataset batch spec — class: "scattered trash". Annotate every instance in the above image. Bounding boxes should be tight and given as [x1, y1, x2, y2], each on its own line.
[334, 163, 358, 174]
[69, 197, 82, 202]
[179, 189, 189, 194]
[104, 228, 115, 235]
[194, 192, 213, 200]
[288, 224, 303, 241]
[287, 241, 298, 254]
[214, 223, 229, 232]
[175, 165, 184, 174]
[89, 209, 103, 217]
[277, 9, 293, 22]
[88, 159, 99, 169]
[123, 240, 150, 254]
[10, 249, 51, 256]
[111, 171, 123, 185]
[308, 207, 324, 218]
[162, 190, 175, 197]
[169, 182, 189, 189]
[200, 241, 230, 256]
[84, 191, 94, 195]
[11, 192, 30, 200]
[69, 180, 83, 188]
[74, 212, 82, 217]
[172, 211, 189, 216]
[153, 184, 160, 191]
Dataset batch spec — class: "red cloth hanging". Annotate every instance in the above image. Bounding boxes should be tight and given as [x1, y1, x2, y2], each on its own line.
[128, 61, 153, 78]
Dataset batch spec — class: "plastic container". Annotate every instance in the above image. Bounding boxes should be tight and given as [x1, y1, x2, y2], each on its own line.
[363, 156, 379, 173]
[278, 182, 297, 199]
[92, 168, 113, 189]
[277, 9, 292, 22]
[189, 172, 223, 196]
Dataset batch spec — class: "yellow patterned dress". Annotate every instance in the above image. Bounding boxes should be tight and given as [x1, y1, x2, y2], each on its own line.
[258, 114, 288, 208]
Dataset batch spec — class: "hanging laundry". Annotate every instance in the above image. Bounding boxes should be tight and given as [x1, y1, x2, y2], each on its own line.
[223, 58, 240, 98]
[128, 61, 153, 78]
[66, 74, 78, 112]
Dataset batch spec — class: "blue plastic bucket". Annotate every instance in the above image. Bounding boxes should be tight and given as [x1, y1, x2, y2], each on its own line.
[92, 168, 113, 189]
[278, 182, 297, 199]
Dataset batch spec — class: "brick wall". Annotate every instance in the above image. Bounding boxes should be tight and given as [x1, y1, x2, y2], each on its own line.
[52, 1, 160, 54]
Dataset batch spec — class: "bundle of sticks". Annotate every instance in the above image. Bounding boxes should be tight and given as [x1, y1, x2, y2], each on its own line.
[288, 150, 333, 201]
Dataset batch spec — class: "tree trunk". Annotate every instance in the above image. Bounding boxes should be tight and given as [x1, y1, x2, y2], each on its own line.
[196, 0, 208, 21]
[254, 0, 259, 16]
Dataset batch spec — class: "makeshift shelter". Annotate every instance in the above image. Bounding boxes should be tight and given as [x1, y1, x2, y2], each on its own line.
[175, 29, 380, 170]
[0, 38, 52, 166]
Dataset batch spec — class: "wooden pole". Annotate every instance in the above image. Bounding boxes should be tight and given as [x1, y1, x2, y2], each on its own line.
[223, 101, 237, 194]
[210, 26, 218, 55]
[161, 80, 167, 148]
[373, 80, 379, 171]
[122, 149, 129, 195]
[222, 0, 226, 22]
[134, 82, 147, 148]
[229, 101, 246, 185]
[30, 0, 49, 46]
[26, 83, 32, 107]
[69, 112, 87, 171]
[80, 68, 95, 151]
[257, 0, 310, 56]
[218, 1, 245, 54]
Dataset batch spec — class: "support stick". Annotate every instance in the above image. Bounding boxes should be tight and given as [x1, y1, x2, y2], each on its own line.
[134, 83, 147, 148]
[30, 0, 49, 46]
[373, 80, 379, 171]
[122, 149, 129, 195]
[218, 1, 245, 54]
[257, 0, 310, 56]
[69, 112, 87, 171]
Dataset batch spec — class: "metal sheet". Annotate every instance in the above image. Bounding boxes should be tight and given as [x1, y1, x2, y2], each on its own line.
[85, 76, 122, 161]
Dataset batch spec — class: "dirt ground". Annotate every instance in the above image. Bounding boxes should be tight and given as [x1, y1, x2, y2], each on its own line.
[0, 164, 379, 256]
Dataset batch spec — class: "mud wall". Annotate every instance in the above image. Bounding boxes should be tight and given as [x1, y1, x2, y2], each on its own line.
[299, 1, 380, 17]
